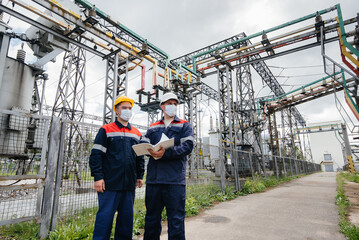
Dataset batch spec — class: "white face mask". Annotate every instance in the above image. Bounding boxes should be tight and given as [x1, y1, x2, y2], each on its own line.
[120, 109, 132, 121]
[165, 105, 177, 117]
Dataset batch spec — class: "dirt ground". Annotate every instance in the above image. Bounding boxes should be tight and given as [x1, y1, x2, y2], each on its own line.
[344, 181, 359, 226]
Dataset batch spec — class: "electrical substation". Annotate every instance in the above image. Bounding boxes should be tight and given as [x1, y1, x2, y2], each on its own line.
[0, 0, 358, 237]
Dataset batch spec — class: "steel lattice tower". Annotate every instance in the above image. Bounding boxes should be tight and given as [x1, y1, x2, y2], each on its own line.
[235, 55, 266, 177]
[217, 65, 236, 189]
[184, 92, 199, 178]
[52, 41, 86, 178]
[103, 56, 128, 124]
[53, 43, 85, 121]
[147, 111, 159, 127]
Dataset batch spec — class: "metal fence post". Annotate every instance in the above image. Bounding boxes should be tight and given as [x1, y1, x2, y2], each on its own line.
[282, 157, 287, 176]
[36, 119, 50, 216]
[233, 149, 240, 192]
[256, 154, 261, 174]
[274, 155, 279, 179]
[261, 152, 267, 178]
[219, 145, 226, 191]
[248, 150, 254, 180]
[289, 158, 294, 176]
[39, 117, 61, 239]
[305, 161, 309, 173]
[50, 121, 67, 231]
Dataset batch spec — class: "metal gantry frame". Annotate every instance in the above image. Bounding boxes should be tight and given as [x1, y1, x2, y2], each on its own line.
[216, 66, 236, 187]
[171, 29, 308, 162]
[236, 53, 256, 147]
[103, 56, 129, 124]
[52, 41, 86, 178]
[0, 0, 357, 183]
[1, 2, 358, 239]
[184, 92, 199, 178]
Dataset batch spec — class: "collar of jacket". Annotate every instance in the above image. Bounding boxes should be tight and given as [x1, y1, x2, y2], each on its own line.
[160, 115, 180, 123]
[115, 119, 132, 130]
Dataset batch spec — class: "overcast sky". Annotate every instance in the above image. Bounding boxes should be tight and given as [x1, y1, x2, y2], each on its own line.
[4, 0, 359, 140]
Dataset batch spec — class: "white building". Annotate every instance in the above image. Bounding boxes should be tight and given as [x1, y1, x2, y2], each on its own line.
[307, 121, 344, 171]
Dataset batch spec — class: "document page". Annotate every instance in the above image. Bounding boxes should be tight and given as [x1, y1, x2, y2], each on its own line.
[132, 133, 174, 159]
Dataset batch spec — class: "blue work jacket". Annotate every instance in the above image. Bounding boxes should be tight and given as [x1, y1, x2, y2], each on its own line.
[142, 116, 194, 185]
[89, 120, 145, 191]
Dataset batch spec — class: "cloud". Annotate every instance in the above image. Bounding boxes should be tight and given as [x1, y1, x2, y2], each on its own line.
[3, 0, 358, 135]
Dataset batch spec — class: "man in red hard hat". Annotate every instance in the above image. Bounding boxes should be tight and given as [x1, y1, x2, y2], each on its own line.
[89, 95, 144, 240]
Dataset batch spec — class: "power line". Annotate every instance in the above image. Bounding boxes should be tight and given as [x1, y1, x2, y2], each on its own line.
[275, 73, 327, 78]
[268, 65, 324, 69]
[85, 68, 151, 99]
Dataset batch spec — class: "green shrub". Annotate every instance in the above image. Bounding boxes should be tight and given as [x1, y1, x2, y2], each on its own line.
[0, 220, 39, 240]
[185, 196, 200, 216]
[341, 172, 359, 183]
[242, 179, 266, 194]
[263, 176, 280, 187]
[49, 209, 96, 240]
[336, 173, 359, 240]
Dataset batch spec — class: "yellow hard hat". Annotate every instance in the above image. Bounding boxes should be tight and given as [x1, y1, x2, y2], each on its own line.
[114, 95, 134, 111]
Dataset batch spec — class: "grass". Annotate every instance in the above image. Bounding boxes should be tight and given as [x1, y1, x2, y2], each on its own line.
[336, 172, 359, 240]
[48, 208, 96, 239]
[242, 174, 300, 194]
[65, 171, 94, 182]
[341, 172, 359, 183]
[0, 220, 39, 240]
[0, 174, 304, 239]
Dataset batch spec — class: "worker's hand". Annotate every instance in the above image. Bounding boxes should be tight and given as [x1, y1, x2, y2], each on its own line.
[148, 145, 165, 159]
[137, 179, 143, 188]
[94, 179, 105, 193]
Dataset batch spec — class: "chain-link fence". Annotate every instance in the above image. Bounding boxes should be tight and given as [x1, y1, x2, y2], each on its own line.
[0, 109, 321, 238]
[0, 109, 50, 226]
[54, 121, 98, 221]
[190, 143, 321, 190]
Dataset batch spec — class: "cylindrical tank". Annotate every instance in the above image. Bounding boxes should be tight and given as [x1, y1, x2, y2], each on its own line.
[0, 57, 34, 110]
[0, 56, 35, 158]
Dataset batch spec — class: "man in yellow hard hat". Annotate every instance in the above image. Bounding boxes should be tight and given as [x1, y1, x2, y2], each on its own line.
[89, 95, 144, 240]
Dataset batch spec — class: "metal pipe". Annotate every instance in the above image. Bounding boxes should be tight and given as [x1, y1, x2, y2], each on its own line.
[321, 26, 359, 90]
[336, 4, 359, 57]
[125, 57, 129, 96]
[14, 0, 159, 66]
[191, 5, 337, 72]
[74, 0, 169, 59]
[137, 65, 146, 92]
[192, 23, 315, 69]
[261, 72, 341, 103]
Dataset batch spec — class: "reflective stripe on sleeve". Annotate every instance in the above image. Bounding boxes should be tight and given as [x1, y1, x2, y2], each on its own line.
[180, 136, 194, 144]
[92, 144, 107, 153]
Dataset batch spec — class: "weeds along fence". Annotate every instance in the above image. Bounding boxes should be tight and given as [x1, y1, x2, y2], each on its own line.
[0, 109, 321, 238]
[189, 142, 321, 191]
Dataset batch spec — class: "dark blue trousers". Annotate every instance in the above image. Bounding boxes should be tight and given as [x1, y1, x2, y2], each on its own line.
[144, 184, 186, 240]
[93, 190, 135, 240]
